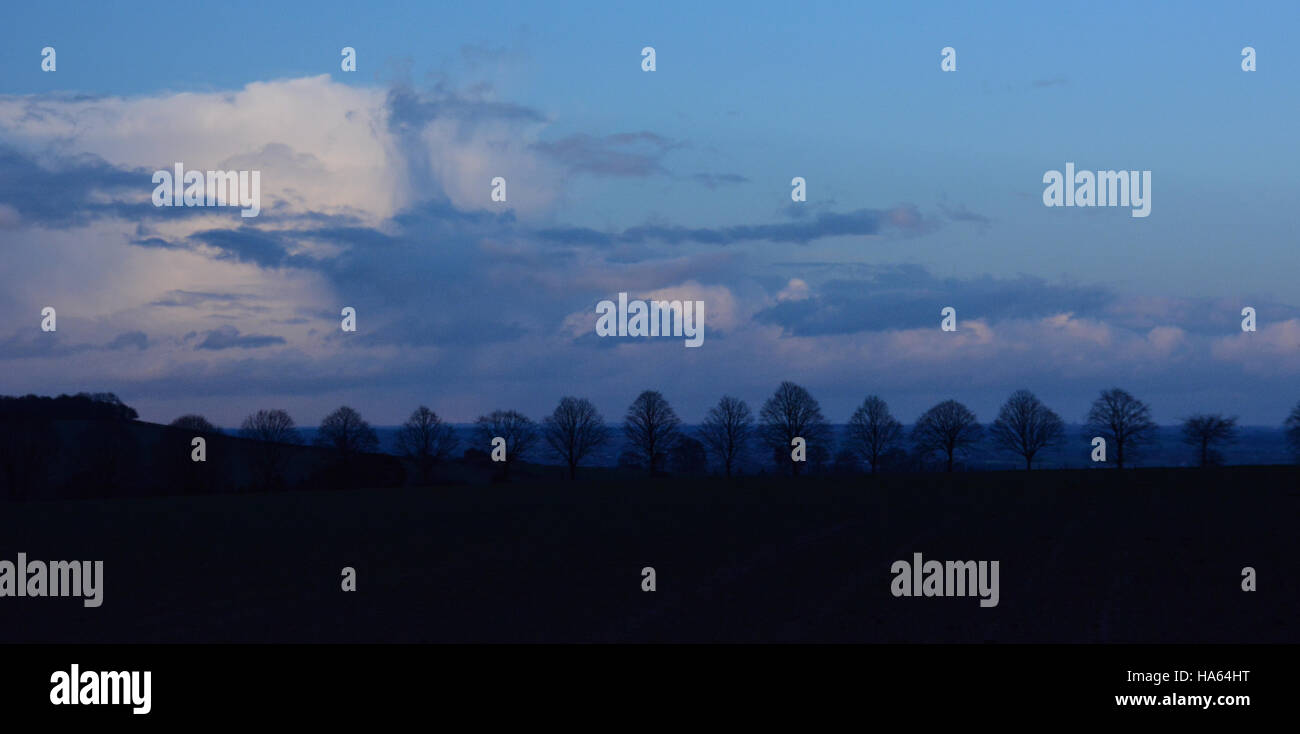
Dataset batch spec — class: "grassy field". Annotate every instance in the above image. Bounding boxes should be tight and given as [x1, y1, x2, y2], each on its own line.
[1, 466, 1295, 643]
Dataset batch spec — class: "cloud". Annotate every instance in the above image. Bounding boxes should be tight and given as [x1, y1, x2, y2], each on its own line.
[0, 77, 405, 220]
[106, 331, 149, 351]
[1211, 319, 1300, 373]
[689, 172, 749, 189]
[938, 201, 992, 227]
[194, 325, 286, 351]
[755, 265, 1112, 336]
[150, 290, 253, 308]
[776, 278, 811, 302]
[383, 80, 557, 216]
[530, 131, 681, 177]
[2, 74, 1295, 427]
[0, 144, 151, 228]
[539, 205, 934, 247]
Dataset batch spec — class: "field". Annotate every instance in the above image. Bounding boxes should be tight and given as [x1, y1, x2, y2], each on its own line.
[1, 467, 1295, 643]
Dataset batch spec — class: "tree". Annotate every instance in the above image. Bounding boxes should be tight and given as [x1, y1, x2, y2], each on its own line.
[989, 390, 1065, 470]
[314, 406, 379, 459]
[912, 400, 982, 472]
[1181, 414, 1237, 467]
[697, 395, 753, 477]
[1084, 388, 1157, 469]
[239, 409, 301, 489]
[396, 406, 459, 484]
[759, 381, 832, 475]
[475, 409, 538, 479]
[542, 397, 609, 480]
[1286, 401, 1300, 462]
[240, 409, 300, 444]
[668, 436, 709, 476]
[832, 448, 862, 476]
[846, 395, 903, 474]
[623, 390, 682, 475]
[170, 414, 220, 434]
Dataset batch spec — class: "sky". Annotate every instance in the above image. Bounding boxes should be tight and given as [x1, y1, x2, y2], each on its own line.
[1, 1, 1298, 428]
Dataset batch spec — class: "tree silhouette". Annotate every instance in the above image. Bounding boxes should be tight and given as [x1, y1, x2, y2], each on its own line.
[314, 406, 379, 460]
[832, 448, 862, 475]
[475, 409, 538, 480]
[1180, 414, 1237, 467]
[758, 381, 832, 475]
[170, 414, 220, 434]
[1286, 401, 1300, 463]
[846, 395, 903, 474]
[989, 390, 1065, 470]
[912, 399, 982, 472]
[1084, 388, 1157, 469]
[239, 409, 300, 489]
[669, 436, 709, 476]
[623, 390, 682, 475]
[697, 395, 753, 477]
[396, 406, 459, 484]
[542, 397, 609, 480]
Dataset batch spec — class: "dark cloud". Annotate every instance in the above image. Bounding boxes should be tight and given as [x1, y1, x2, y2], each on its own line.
[385, 83, 546, 131]
[132, 236, 187, 250]
[689, 172, 749, 189]
[938, 201, 992, 226]
[194, 325, 286, 351]
[0, 329, 150, 358]
[150, 291, 249, 308]
[531, 132, 682, 177]
[0, 145, 142, 228]
[755, 265, 1113, 336]
[538, 205, 934, 247]
[0, 143, 248, 228]
[0, 331, 94, 359]
[185, 227, 318, 270]
[105, 331, 148, 351]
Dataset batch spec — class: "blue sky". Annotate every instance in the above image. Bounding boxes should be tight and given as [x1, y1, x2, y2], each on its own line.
[1, 2, 1298, 428]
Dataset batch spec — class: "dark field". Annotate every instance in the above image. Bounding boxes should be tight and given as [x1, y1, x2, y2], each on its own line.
[1, 466, 1295, 643]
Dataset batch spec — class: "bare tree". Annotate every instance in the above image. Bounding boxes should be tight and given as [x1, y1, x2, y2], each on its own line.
[697, 395, 753, 477]
[396, 406, 459, 484]
[623, 390, 682, 475]
[669, 436, 709, 476]
[912, 399, 982, 472]
[240, 409, 300, 443]
[1084, 388, 1157, 469]
[989, 390, 1065, 470]
[170, 414, 220, 434]
[759, 381, 832, 475]
[1181, 414, 1237, 467]
[475, 409, 539, 479]
[1286, 401, 1300, 462]
[239, 409, 301, 489]
[543, 397, 609, 480]
[846, 395, 903, 474]
[315, 406, 379, 459]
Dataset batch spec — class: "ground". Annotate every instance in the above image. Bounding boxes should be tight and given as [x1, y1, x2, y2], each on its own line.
[0, 466, 1294, 643]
